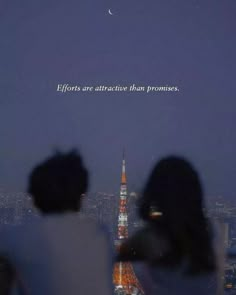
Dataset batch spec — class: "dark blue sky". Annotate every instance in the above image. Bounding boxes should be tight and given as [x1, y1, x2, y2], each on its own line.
[0, 0, 236, 199]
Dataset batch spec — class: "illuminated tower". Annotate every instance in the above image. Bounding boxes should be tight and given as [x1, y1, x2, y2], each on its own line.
[118, 152, 128, 240]
[113, 152, 144, 295]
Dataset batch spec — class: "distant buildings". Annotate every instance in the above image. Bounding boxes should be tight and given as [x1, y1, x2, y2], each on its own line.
[0, 188, 37, 225]
[205, 196, 236, 291]
[82, 192, 118, 241]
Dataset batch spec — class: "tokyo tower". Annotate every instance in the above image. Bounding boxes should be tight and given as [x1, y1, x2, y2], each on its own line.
[113, 152, 144, 295]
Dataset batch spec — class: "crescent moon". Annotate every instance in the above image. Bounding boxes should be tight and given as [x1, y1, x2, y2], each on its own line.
[108, 9, 113, 15]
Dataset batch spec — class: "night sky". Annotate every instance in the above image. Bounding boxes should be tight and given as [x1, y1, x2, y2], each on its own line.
[0, 0, 236, 200]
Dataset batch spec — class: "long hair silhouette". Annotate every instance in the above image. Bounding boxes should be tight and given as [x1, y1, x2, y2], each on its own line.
[139, 156, 215, 274]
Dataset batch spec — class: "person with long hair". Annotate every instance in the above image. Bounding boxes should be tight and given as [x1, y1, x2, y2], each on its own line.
[117, 156, 221, 295]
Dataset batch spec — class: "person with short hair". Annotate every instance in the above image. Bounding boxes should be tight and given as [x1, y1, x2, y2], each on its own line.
[0, 150, 113, 295]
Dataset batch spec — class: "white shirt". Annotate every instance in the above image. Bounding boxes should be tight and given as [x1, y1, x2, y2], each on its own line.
[0, 213, 113, 295]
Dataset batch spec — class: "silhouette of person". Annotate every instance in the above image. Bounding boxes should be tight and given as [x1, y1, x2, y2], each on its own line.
[117, 156, 222, 295]
[0, 150, 113, 295]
